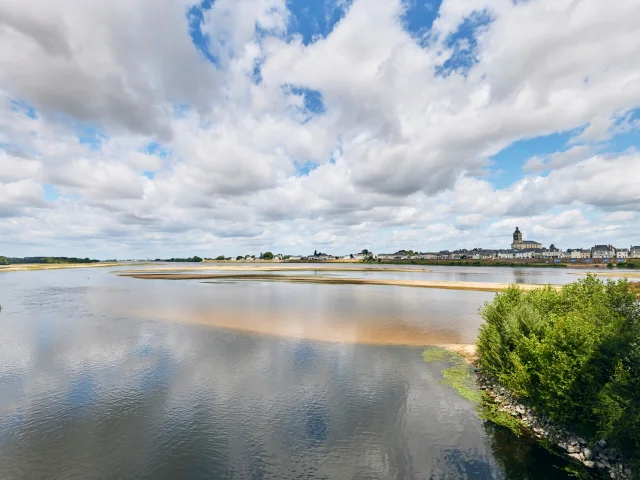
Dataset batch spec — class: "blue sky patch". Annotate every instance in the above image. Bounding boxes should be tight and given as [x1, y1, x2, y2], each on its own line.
[11, 100, 37, 119]
[286, 0, 352, 45]
[401, 0, 442, 45]
[604, 129, 640, 156]
[77, 125, 107, 150]
[144, 141, 170, 158]
[252, 59, 264, 85]
[282, 84, 326, 120]
[187, 0, 220, 65]
[292, 86, 326, 115]
[294, 160, 319, 176]
[489, 128, 582, 187]
[435, 9, 493, 77]
[43, 184, 60, 201]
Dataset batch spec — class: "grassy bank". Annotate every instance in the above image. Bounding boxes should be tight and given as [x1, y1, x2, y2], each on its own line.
[476, 275, 640, 471]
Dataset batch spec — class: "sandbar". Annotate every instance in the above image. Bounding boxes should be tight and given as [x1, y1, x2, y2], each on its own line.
[131, 304, 476, 347]
[0, 262, 126, 272]
[119, 272, 557, 292]
[118, 265, 432, 273]
[568, 271, 640, 278]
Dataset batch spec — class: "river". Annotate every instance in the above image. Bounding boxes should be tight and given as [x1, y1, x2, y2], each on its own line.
[0, 264, 610, 479]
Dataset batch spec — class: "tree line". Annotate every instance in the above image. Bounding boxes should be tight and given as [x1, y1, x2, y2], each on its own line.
[0, 256, 99, 265]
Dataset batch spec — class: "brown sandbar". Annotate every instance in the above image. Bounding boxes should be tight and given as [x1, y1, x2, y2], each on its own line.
[119, 272, 557, 292]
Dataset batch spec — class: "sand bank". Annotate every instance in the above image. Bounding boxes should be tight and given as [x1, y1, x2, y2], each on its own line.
[0, 262, 125, 272]
[568, 271, 640, 278]
[132, 303, 476, 347]
[441, 344, 478, 363]
[120, 272, 557, 292]
[119, 265, 432, 273]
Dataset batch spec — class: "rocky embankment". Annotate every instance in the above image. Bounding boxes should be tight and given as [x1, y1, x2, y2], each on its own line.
[477, 374, 633, 479]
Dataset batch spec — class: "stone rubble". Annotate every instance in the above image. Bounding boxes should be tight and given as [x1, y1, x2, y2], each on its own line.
[476, 372, 633, 480]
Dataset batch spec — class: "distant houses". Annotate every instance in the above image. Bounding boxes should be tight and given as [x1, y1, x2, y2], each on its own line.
[355, 230, 639, 263]
[220, 228, 638, 263]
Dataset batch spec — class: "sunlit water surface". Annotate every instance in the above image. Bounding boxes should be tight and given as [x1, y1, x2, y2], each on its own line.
[0, 266, 595, 478]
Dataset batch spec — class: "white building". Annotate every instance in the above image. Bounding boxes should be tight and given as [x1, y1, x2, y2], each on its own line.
[616, 249, 629, 259]
[629, 246, 640, 258]
[591, 245, 616, 259]
[514, 249, 542, 259]
[569, 249, 591, 259]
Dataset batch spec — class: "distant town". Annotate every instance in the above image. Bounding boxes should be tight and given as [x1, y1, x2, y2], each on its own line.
[2, 228, 638, 266]
[200, 228, 640, 264]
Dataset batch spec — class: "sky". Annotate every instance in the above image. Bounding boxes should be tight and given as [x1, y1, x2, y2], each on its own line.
[1, 0, 640, 259]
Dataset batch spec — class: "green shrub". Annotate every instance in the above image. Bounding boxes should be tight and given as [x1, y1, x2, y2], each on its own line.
[477, 275, 640, 464]
[616, 262, 639, 269]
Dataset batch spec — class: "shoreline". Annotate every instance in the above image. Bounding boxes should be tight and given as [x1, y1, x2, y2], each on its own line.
[568, 271, 640, 278]
[425, 345, 633, 478]
[0, 262, 129, 272]
[477, 373, 633, 479]
[118, 272, 559, 292]
[118, 265, 433, 273]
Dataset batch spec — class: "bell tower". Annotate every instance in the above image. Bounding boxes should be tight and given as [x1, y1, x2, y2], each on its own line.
[512, 227, 522, 249]
[513, 227, 522, 243]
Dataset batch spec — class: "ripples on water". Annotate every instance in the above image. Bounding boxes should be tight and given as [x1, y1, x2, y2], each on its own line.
[0, 267, 583, 479]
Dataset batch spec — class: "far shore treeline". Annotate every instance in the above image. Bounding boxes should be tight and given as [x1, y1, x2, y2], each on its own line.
[154, 256, 203, 263]
[0, 256, 99, 265]
[477, 275, 640, 470]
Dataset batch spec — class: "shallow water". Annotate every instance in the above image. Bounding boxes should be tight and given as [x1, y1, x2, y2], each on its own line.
[0, 266, 586, 479]
[123, 262, 623, 285]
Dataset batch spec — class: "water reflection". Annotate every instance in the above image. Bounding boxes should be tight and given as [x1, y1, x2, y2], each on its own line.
[1, 311, 500, 479]
[0, 267, 584, 479]
[484, 423, 578, 479]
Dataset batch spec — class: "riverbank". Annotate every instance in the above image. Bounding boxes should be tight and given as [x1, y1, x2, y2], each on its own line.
[569, 271, 640, 278]
[425, 344, 632, 478]
[376, 259, 569, 268]
[474, 276, 639, 478]
[119, 272, 559, 293]
[478, 373, 632, 479]
[0, 262, 126, 272]
[119, 265, 433, 273]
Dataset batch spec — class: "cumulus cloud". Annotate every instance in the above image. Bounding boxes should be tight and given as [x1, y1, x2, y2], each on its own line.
[0, 0, 639, 256]
[523, 145, 593, 173]
[0, 0, 218, 138]
[0, 179, 46, 217]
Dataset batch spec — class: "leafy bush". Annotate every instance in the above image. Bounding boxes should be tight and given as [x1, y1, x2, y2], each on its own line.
[477, 275, 640, 464]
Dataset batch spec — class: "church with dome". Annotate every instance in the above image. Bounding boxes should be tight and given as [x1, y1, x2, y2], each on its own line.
[511, 227, 542, 250]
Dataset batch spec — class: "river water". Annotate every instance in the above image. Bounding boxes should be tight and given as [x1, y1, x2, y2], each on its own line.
[0, 265, 607, 479]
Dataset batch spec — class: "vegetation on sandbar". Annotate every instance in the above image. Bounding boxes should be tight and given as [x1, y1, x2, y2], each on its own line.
[155, 256, 203, 262]
[0, 256, 99, 265]
[477, 275, 640, 468]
